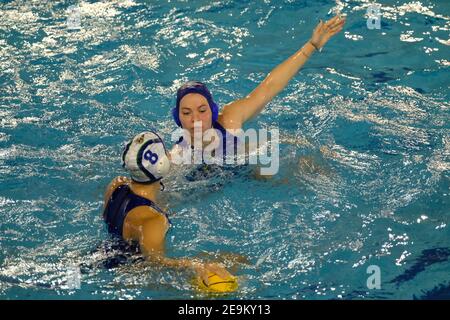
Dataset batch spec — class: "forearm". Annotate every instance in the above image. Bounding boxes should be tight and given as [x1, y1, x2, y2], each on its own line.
[139, 238, 199, 270]
[255, 41, 317, 103]
[237, 40, 317, 122]
[147, 253, 198, 270]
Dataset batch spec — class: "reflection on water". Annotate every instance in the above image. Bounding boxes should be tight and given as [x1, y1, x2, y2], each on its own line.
[0, 0, 449, 299]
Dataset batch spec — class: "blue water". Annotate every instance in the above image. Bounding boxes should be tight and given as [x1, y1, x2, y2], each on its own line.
[1, 0, 449, 300]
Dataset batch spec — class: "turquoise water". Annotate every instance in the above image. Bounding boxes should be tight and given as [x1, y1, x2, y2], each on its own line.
[1, 0, 449, 300]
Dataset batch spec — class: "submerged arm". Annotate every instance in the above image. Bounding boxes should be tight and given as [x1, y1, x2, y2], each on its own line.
[136, 214, 233, 284]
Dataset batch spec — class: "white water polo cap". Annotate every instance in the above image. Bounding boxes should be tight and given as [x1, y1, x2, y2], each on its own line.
[122, 131, 170, 183]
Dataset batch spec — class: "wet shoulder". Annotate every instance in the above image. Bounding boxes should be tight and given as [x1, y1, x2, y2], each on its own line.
[126, 204, 167, 224]
[103, 176, 130, 206]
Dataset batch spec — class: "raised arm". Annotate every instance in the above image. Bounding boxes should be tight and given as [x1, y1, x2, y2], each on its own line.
[220, 15, 346, 129]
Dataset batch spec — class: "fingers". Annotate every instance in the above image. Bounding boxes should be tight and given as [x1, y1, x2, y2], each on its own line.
[313, 20, 323, 33]
[216, 267, 233, 279]
[197, 268, 210, 286]
[193, 262, 209, 285]
[208, 263, 233, 279]
[322, 16, 345, 36]
[336, 17, 346, 27]
[325, 15, 346, 29]
[329, 22, 344, 35]
[330, 27, 343, 36]
[325, 15, 340, 27]
[209, 264, 227, 277]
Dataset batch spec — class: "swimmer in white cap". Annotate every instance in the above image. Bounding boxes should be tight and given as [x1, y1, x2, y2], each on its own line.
[103, 131, 232, 285]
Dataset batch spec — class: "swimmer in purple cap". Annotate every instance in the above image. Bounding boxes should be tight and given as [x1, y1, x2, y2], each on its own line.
[170, 15, 346, 164]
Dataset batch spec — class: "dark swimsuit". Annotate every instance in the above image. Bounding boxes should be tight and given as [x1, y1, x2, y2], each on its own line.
[103, 184, 170, 237]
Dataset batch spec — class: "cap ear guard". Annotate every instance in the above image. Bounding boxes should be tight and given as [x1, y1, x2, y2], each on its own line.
[121, 141, 132, 168]
[172, 106, 182, 127]
[210, 101, 219, 122]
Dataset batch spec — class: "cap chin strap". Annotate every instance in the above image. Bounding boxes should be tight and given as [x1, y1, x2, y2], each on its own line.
[131, 177, 160, 185]
[130, 178, 165, 192]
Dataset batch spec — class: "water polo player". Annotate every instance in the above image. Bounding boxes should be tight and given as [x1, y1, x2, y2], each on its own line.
[170, 15, 346, 167]
[103, 131, 234, 287]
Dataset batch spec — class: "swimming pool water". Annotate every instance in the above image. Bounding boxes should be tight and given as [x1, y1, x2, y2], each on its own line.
[0, 0, 449, 299]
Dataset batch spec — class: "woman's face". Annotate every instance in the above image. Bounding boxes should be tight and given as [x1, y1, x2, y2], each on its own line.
[178, 93, 213, 135]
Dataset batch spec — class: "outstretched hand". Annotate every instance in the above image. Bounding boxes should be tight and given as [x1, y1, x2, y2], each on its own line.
[310, 14, 346, 50]
[194, 262, 233, 286]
